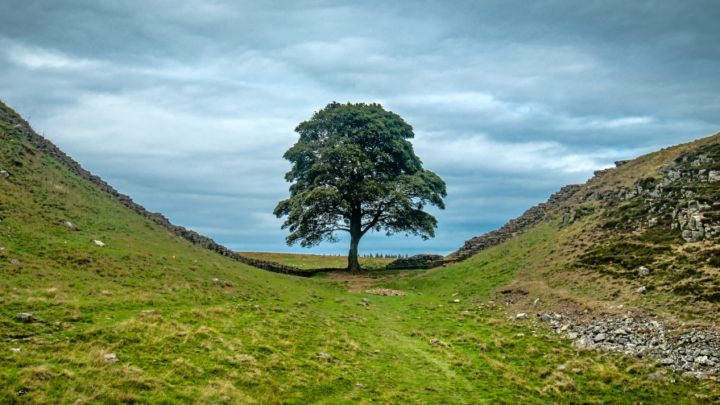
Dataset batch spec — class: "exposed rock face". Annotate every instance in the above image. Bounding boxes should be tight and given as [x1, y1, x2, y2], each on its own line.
[614, 160, 631, 167]
[452, 184, 583, 258]
[386, 254, 444, 269]
[0, 105, 318, 277]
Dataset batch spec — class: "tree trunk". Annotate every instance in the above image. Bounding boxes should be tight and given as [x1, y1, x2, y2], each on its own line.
[348, 206, 362, 272]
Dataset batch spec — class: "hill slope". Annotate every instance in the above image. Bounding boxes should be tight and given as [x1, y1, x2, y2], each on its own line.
[0, 100, 716, 404]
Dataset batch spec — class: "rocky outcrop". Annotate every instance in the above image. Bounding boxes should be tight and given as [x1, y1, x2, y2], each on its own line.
[0, 106, 323, 277]
[451, 184, 583, 258]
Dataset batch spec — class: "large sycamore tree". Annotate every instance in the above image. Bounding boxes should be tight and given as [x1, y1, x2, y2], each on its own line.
[274, 102, 447, 272]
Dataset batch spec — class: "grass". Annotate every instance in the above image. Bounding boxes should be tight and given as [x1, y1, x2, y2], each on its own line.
[1, 100, 718, 403]
[237, 252, 394, 271]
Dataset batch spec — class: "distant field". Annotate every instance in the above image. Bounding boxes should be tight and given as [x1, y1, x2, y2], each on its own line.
[238, 252, 395, 270]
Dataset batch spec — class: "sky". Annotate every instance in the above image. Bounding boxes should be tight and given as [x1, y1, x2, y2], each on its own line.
[1, 1, 719, 256]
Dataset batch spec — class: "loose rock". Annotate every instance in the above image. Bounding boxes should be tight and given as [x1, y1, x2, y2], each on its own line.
[365, 288, 407, 296]
[17, 313, 33, 322]
[61, 221, 79, 231]
[647, 373, 665, 381]
[90, 240, 105, 247]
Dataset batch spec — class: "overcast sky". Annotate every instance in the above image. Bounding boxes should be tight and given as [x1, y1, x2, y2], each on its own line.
[1, 1, 719, 255]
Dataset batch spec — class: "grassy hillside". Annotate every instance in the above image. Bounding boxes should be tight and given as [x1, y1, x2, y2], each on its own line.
[0, 101, 716, 403]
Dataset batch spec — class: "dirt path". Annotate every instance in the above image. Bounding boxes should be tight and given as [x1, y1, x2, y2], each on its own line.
[325, 270, 412, 293]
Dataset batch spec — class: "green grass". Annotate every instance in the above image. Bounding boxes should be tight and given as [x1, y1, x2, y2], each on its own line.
[1, 101, 717, 403]
[237, 252, 394, 271]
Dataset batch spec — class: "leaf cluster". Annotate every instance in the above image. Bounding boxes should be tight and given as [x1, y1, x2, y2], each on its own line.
[274, 102, 446, 247]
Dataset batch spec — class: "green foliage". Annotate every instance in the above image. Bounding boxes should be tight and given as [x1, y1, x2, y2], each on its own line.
[274, 102, 446, 270]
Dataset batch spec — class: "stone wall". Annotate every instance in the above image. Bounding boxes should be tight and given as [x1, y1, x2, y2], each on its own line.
[386, 254, 444, 269]
[0, 108, 326, 277]
[450, 184, 584, 259]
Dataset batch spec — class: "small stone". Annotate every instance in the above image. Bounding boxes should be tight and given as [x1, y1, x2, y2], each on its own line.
[212, 278, 219, 283]
[695, 394, 709, 398]
[695, 356, 709, 365]
[17, 313, 33, 322]
[452, 293, 459, 297]
[10, 348, 20, 353]
[452, 299, 460, 303]
[374, 350, 380, 354]
[516, 313, 528, 319]
[317, 352, 332, 359]
[61, 221, 79, 231]
[572, 368, 581, 373]
[661, 358, 674, 365]
[516, 333, 525, 337]
[460, 311, 469, 316]
[594, 333, 606, 342]
[636, 286, 646, 294]
[647, 373, 665, 381]
[10, 259, 20, 265]
[0, 170, 8, 179]
[638, 266, 650, 276]
[90, 240, 105, 247]
[567, 332, 579, 340]
[540, 314, 552, 322]
[362, 298, 370, 303]
[613, 328, 627, 335]
[557, 365, 566, 371]
[533, 298, 541, 306]
[104, 353, 119, 363]
[429, 339, 440, 344]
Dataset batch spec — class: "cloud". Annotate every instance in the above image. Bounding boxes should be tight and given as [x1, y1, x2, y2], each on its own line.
[0, 0, 719, 255]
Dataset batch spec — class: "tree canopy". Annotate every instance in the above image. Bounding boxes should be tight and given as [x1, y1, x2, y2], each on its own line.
[274, 102, 446, 271]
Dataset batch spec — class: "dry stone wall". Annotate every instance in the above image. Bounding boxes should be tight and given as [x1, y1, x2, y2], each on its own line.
[451, 184, 584, 259]
[0, 108, 324, 277]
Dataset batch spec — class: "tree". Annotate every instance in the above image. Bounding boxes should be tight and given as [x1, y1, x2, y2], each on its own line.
[273, 102, 447, 272]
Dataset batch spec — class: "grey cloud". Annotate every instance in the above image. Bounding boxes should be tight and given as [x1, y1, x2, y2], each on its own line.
[1, 0, 718, 255]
